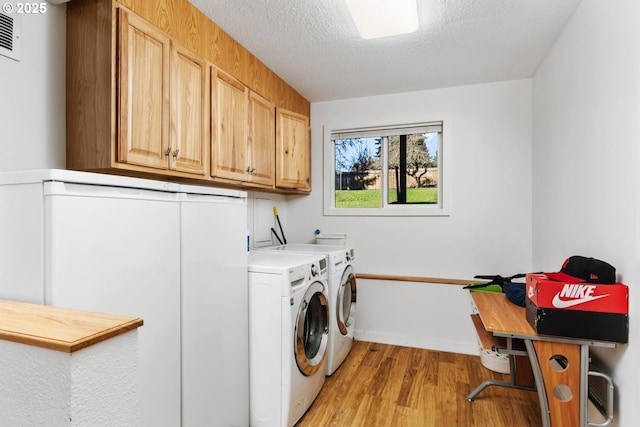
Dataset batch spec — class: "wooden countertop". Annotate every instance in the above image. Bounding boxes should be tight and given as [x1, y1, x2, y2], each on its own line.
[0, 299, 143, 353]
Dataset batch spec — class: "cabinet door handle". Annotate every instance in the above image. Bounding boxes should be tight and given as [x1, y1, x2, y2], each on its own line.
[250, 167, 256, 174]
[172, 148, 180, 159]
[165, 147, 171, 157]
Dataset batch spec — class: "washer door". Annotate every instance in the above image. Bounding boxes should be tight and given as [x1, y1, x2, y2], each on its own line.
[337, 265, 357, 335]
[294, 281, 329, 376]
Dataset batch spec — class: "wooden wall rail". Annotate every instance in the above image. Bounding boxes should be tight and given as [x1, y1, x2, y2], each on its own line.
[356, 273, 480, 286]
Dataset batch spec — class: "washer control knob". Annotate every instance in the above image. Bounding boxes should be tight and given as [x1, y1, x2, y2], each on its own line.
[310, 264, 319, 277]
[346, 251, 352, 261]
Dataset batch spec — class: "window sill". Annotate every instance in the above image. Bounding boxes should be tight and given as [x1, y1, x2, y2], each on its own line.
[323, 206, 450, 217]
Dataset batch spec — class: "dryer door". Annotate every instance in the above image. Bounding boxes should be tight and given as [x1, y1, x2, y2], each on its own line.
[294, 281, 329, 376]
[337, 265, 357, 335]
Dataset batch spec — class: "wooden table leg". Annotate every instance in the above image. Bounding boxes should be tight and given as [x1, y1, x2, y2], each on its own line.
[532, 340, 581, 427]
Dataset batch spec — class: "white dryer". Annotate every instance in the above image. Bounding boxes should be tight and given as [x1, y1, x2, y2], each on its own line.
[256, 244, 356, 376]
[248, 251, 330, 427]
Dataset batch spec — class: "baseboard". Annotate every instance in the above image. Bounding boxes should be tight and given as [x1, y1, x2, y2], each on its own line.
[354, 330, 479, 356]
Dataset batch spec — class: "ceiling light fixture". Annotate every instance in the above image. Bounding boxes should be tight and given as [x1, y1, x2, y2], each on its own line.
[345, 0, 419, 40]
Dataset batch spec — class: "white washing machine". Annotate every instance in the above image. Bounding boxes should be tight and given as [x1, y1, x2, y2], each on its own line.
[248, 251, 330, 427]
[256, 244, 356, 376]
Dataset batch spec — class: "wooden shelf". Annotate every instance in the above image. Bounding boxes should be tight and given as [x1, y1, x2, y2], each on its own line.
[471, 314, 506, 350]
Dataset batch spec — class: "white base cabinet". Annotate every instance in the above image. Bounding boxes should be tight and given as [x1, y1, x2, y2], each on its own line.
[0, 170, 249, 427]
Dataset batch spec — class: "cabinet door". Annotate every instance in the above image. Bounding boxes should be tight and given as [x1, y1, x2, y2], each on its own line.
[44, 182, 182, 427]
[211, 68, 249, 181]
[170, 43, 208, 176]
[247, 91, 275, 186]
[276, 108, 311, 191]
[117, 8, 170, 170]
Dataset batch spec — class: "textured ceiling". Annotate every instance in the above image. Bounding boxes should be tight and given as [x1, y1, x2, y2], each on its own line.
[188, 0, 581, 102]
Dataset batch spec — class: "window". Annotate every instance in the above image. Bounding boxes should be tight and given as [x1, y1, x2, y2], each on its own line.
[324, 121, 447, 216]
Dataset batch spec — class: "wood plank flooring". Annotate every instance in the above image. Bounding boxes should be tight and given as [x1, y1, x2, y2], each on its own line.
[296, 341, 541, 427]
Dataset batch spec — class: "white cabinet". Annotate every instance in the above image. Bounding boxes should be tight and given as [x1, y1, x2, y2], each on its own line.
[45, 181, 182, 427]
[180, 189, 249, 426]
[0, 170, 249, 427]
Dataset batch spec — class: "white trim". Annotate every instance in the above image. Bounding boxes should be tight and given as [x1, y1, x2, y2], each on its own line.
[331, 123, 442, 140]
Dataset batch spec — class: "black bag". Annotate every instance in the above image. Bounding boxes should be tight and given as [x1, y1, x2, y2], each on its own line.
[464, 273, 527, 307]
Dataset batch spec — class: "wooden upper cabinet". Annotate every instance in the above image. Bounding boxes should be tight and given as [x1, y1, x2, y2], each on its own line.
[117, 8, 170, 170]
[66, 0, 311, 193]
[211, 68, 249, 182]
[212, 68, 275, 187]
[276, 108, 311, 191]
[170, 43, 209, 176]
[247, 91, 275, 186]
[117, 8, 208, 176]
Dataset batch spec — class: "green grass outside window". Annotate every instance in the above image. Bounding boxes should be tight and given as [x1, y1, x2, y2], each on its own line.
[335, 188, 437, 208]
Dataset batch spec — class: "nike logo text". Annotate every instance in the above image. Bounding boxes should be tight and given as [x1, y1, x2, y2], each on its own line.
[552, 284, 609, 308]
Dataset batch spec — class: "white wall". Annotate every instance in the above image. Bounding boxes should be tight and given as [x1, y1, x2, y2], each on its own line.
[0, 331, 139, 426]
[247, 191, 289, 248]
[4, 1, 637, 422]
[287, 80, 533, 354]
[532, 0, 639, 425]
[0, 2, 66, 172]
[354, 278, 480, 354]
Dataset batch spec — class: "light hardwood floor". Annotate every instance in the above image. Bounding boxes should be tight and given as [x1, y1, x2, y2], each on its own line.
[296, 341, 541, 427]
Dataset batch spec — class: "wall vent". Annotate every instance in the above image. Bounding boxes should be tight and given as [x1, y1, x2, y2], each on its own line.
[0, 12, 21, 61]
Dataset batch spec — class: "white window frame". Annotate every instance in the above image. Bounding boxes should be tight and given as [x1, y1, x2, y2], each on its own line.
[323, 120, 451, 217]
